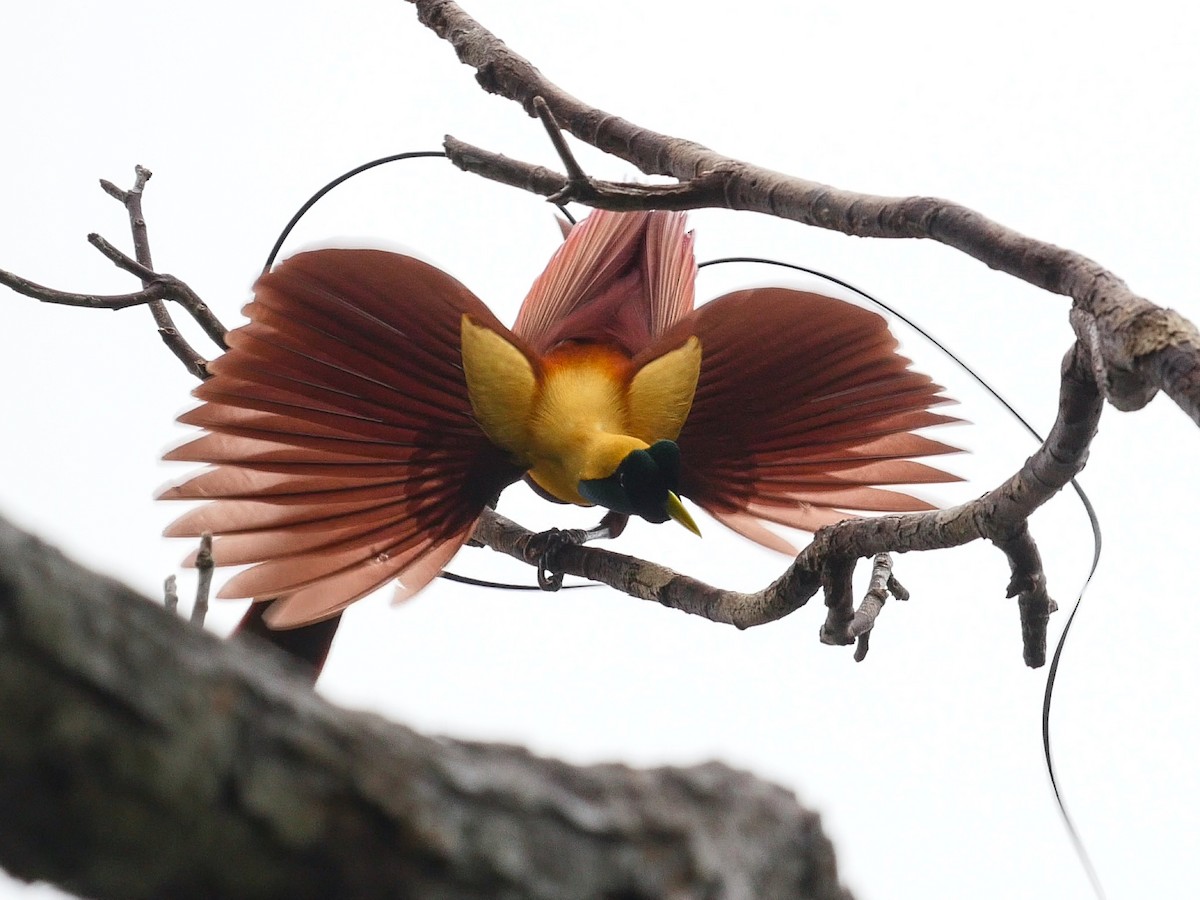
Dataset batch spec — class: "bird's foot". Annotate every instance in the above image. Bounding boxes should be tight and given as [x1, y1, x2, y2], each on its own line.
[525, 528, 588, 592]
[526, 513, 629, 591]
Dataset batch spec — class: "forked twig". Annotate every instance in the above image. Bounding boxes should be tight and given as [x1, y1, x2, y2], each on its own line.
[0, 166, 229, 381]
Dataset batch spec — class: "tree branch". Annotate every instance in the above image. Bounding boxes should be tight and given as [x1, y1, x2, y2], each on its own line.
[0, 166, 230, 381]
[848, 554, 900, 663]
[100, 166, 217, 377]
[0, 513, 849, 900]
[445, 134, 732, 210]
[0, 265, 227, 353]
[473, 341, 1102, 667]
[87, 231, 229, 350]
[410, 0, 1200, 426]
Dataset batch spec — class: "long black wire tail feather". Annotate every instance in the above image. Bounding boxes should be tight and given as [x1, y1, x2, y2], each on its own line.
[439, 570, 595, 591]
[266, 160, 1106, 899]
[264, 151, 599, 597]
[699, 256, 1106, 900]
[1042, 487, 1106, 900]
[262, 150, 447, 274]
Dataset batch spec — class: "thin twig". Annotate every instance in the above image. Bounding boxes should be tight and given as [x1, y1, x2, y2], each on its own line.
[532, 96, 592, 204]
[97, 166, 214, 377]
[164, 574, 179, 614]
[0, 266, 221, 380]
[87, 232, 160, 282]
[87, 232, 229, 349]
[818, 557, 857, 647]
[192, 533, 214, 627]
[0, 268, 173, 310]
[996, 526, 1057, 667]
[445, 136, 730, 210]
[1, 166, 229, 380]
[850, 554, 895, 662]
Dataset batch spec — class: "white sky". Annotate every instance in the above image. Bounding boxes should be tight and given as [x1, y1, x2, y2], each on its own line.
[3, 2, 1198, 898]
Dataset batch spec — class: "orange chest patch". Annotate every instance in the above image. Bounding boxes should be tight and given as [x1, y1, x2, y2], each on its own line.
[539, 342, 634, 382]
[531, 343, 635, 440]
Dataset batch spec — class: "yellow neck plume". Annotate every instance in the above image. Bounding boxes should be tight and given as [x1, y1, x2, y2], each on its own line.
[524, 344, 646, 504]
[460, 315, 701, 507]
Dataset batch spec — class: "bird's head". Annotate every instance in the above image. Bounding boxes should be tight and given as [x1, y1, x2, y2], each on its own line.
[578, 439, 701, 535]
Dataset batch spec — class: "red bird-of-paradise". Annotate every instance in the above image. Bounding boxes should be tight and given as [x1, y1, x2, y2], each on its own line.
[161, 209, 958, 665]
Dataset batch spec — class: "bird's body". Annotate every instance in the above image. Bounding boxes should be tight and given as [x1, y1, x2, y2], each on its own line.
[162, 208, 958, 667]
[461, 311, 702, 507]
[517, 342, 647, 503]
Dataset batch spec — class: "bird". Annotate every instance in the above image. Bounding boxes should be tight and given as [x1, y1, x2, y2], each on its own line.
[161, 208, 959, 675]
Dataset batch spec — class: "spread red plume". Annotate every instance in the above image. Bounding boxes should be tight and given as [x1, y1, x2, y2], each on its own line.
[162, 209, 958, 663]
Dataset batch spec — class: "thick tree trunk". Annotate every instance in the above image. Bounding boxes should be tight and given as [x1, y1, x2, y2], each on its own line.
[0, 515, 850, 900]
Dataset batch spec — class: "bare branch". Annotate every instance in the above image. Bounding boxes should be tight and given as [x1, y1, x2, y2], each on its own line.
[98, 177, 130, 204]
[87, 231, 160, 282]
[191, 533, 214, 627]
[531, 96, 589, 203]
[849, 554, 896, 663]
[997, 526, 1057, 668]
[0, 268, 175, 311]
[818, 557, 858, 649]
[88, 232, 229, 349]
[0, 513, 850, 900]
[0, 264, 225, 380]
[410, 0, 1200, 426]
[474, 342, 1102, 667]
[444, 135, 730, 210]
[102, 167, 205, 364]
[163, 574, 179, 614]
[403, 0, 1124, 664]
[1, 168, 230, 381]
[96, 166, 225, 377]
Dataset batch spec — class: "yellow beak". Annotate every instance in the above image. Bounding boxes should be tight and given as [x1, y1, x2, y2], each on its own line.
[666, 491, 701, 537]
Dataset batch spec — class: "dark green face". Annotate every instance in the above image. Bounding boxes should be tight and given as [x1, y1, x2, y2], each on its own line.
[578, 440, 682, 523]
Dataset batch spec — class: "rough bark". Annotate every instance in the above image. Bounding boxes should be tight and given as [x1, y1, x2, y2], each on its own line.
[0, 514, 850, 900]
[411, 0, 1200, 426]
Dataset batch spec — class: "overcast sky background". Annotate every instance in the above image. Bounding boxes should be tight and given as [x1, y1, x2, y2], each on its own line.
[3, 2, 1198, 898]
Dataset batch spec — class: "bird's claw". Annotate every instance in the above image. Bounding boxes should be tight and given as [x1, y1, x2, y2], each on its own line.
[537, 564, 564, 592]
[526, 527, 586, 592]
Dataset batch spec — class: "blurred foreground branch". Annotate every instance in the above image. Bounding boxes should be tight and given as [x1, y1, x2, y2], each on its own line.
[0, 513, 849, 900]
